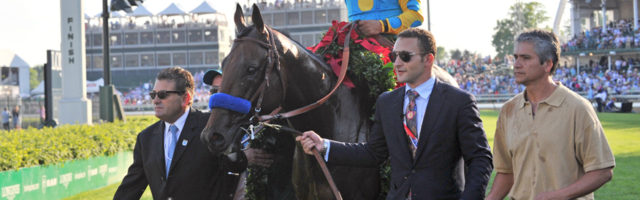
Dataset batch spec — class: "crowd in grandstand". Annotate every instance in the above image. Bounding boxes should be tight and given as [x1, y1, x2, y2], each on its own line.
[564, 19, 640, 51]
[441, 56, 640, 100]
[120, 60, 640, 106]
[121, 70, 213, 105]
[118, 53, 640, 107]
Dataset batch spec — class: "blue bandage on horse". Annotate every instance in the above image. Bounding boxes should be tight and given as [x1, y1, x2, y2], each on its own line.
[209, 93, 251, 114]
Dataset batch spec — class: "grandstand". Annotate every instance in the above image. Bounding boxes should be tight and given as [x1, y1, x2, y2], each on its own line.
[110, 0, 347, 107]
[111, 0, 638, 112]
[559, 0, 640, 110]
[84, 2, 232, 90]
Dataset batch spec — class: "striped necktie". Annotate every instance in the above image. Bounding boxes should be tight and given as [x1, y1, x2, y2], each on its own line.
[404, 90, 419, 158]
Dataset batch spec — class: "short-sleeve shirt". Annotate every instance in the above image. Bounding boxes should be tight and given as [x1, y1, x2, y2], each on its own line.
[493, 84, 615, 200]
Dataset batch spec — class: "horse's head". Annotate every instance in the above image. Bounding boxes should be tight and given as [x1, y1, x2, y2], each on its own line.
[201, 4, 288, 160]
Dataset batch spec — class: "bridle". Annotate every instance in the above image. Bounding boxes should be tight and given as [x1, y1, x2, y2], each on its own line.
[231, 23, 354, 200]
[233, 26, 287, 121]
[232, 23, 356, 124]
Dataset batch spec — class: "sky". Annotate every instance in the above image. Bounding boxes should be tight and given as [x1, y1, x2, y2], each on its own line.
[0, 0, 568, 67]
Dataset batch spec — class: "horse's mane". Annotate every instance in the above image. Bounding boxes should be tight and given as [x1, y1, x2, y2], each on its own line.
[236, 25, 329, 69]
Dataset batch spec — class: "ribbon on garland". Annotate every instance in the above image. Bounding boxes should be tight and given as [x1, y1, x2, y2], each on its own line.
[308, 21, 397, 88]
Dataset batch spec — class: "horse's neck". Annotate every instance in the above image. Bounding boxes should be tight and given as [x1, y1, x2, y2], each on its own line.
[279, 44, 338, 105]
[279, 45, 372, 143]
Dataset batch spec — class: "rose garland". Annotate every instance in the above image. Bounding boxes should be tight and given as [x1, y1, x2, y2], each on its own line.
[308, 20, 400, 101]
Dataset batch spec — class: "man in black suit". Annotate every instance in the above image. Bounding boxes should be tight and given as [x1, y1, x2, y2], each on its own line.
[297, 28, 493, 199]
[114, 67, 272, 199]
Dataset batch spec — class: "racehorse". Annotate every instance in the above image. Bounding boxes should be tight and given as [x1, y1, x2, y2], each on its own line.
[201, 4, 460, 199]
[202, 4, 380, 199]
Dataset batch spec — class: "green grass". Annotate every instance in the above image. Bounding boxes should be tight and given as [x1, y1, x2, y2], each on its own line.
[63, 184, 152, 200]
[67, 111, 639, 199]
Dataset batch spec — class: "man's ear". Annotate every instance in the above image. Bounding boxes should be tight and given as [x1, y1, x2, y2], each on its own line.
[183, 92, 192, 106]
[544, 60, 554, 73]
[424, 53, 435, 67]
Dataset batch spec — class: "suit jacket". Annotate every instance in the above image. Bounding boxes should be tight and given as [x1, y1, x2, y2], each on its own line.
[329, 79, 493, 200]
[114, 108, 245, 200]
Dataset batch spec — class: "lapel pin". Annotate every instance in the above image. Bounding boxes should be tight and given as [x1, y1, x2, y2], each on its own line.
[182, 139, 188, 146]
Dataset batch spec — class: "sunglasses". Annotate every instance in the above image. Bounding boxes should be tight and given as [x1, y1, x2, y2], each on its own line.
[149, 90, 185, 99]
[389, 51, 427, 63]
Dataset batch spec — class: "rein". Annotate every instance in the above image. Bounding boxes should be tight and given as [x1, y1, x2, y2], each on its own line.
[233, 23, 356, 122]
[231, 23, 357, 200]
[258, 122, 343, 200]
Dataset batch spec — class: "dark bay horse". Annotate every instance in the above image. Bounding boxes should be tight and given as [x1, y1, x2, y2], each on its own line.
[201, 4, 380, 200]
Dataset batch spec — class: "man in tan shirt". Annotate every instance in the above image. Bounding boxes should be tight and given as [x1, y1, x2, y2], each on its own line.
[486, 30, 615, 200]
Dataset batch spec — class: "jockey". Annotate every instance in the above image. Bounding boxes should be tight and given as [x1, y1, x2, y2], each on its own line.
[346, 0, 424, 36]
[344, 0, 459, 87]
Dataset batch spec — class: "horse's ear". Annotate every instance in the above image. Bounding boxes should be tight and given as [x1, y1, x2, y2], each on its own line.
[251, 4, 265, 34]
[234, 3, 246, 32]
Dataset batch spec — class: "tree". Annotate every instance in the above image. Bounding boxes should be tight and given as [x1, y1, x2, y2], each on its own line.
[450, 49, 462, 61]
[29, 65, 44, 90]
[462, 50, 472, 61]
[436, 46, 448, 64]
[492, 2, 549, 58]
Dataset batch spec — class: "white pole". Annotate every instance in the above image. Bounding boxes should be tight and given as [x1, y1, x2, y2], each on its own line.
[602, 0, 607, 33]
[634, 0, 638, 30]
[59, 0, 92, 125]
[553, 0, 568, 35]
[577, 56, 581, 74]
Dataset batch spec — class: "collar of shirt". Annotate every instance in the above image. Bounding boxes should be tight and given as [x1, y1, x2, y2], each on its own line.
[519, 83, 566, 109]
[164, 107, 190, 143]
[403, 77, 436, 137]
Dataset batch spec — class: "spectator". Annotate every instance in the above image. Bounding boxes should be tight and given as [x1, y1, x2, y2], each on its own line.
[2, 107, 10, 130]
[594, 88, 608, 112]
[605, 97, 619, 112]
[11, 106, 20, 130]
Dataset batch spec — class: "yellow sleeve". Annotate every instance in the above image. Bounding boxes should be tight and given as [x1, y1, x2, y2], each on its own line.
[379, 0, 424, 35]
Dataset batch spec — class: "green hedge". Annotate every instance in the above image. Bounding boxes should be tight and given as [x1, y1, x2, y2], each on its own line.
[0, 116, 156, 171]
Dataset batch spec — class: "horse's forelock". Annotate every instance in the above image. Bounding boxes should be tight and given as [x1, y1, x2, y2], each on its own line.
[236, 26, 253, 38]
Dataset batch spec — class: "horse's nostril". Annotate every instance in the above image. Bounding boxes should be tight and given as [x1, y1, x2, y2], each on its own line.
[211, 132, 226, 147]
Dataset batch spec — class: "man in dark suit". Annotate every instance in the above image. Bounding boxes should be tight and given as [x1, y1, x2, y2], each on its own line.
[297, 28, 493, 199]
[114, 67, 271, 199]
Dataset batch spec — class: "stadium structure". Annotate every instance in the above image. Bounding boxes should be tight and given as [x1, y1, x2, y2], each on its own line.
[561, 0, 640, 72]
[84, 0, 347, 90]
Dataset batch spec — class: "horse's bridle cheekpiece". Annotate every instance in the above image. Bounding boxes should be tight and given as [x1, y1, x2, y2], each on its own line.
[231, 24, 357, 125]
[221, 22, 357, 200]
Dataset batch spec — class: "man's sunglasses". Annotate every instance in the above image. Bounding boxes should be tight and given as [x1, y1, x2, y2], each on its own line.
[149, 90, 185, 99]
[389, 51, 428, 63]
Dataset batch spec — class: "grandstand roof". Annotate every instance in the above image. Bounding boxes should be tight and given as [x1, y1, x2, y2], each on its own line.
[158, 3, 187, 16]
[191, 1, 217, 14]
[0, 50, 30, 68]
[129, 5, 153, 17]
[95, 11, 125, 18]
